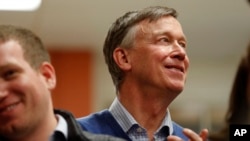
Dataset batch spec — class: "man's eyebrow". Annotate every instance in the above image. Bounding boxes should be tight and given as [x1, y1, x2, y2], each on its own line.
[154, 31, 187, 41]
[0, 63, 19, 71]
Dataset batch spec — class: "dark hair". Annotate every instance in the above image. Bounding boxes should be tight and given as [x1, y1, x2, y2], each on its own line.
[209, 42, 250, 141]
[225, 42, 250, 124]
[0, 25, 50, 70]
[103, 6, 178, 92]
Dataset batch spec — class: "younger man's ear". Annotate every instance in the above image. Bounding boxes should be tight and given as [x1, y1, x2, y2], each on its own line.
[40, 62, 56, 89]
[113, 47, 131, 71]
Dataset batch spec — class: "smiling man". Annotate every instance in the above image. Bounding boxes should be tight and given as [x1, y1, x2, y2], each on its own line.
[0, 25, 125, 141]
[78, 6, 208, 141]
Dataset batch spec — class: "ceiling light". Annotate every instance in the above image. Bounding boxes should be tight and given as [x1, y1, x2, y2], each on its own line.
[0, 0, 41, 11]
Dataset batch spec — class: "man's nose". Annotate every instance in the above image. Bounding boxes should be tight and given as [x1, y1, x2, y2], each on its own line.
[170, 45, 187, 61]
[0, 85, 8, 100]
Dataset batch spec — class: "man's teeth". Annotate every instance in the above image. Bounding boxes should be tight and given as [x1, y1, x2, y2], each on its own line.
[169, 67, 181, 71]
[6, 103, 17, 111]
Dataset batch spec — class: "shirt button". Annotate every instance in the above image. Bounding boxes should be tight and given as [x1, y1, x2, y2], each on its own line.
[137, 127, 143, 132]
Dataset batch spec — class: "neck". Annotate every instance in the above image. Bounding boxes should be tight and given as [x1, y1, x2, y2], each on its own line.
[119, 82, 173, 133]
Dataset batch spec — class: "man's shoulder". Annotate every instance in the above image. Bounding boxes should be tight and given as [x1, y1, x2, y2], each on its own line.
[77, 110, 127, 138]
[77, 109, 112, 123]
[77, 110, 115, 130]
[54, 109, 126, 141]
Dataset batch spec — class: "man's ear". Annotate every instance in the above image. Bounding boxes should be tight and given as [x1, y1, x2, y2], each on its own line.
[39, 62, 56, 90]
[113, 47, 131, 71]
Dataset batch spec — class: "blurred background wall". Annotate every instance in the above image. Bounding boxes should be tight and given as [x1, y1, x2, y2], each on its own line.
[1, 0, 250, 133]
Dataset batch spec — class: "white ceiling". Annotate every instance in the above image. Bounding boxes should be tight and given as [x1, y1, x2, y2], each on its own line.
[0, 0, 250, 61]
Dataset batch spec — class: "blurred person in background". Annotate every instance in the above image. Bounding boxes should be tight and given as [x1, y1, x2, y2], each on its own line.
[209, 42, 250, 141]
[0, 25, 125, 141]
[209, 1, 250, 140]
[78, 6, 208, 141]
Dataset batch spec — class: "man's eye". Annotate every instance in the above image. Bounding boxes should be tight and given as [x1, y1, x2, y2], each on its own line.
[159, 38, 169, 42]
[179, 42, 186, 48]
[3, 70, 16, 79]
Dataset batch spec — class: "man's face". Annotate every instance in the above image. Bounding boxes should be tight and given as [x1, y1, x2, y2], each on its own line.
[0, 40, 55, 138]
[126, 16, 189, 95]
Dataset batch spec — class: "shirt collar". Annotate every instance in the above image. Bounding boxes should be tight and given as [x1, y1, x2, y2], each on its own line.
[54, 114, 68, 139]
[109, 97, 173, 134]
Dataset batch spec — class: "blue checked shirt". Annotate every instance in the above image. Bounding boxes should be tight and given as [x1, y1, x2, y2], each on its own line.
[109, 98, 173, 141]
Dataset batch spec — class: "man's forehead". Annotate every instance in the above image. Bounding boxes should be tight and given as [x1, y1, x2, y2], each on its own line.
[0, 40, 25, 59]
[137, 16, 182, 35]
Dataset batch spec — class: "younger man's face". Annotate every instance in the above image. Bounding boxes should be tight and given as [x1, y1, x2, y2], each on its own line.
[0, 40, 55, 139]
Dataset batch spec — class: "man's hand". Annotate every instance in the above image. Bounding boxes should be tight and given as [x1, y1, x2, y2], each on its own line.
[167, 128, 208, 141]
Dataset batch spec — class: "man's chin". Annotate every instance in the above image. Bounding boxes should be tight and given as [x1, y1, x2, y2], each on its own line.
[166, 86, 184, 97]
